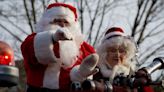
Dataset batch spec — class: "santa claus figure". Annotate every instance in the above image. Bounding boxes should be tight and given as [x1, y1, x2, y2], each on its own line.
[21, 3, 98, 92]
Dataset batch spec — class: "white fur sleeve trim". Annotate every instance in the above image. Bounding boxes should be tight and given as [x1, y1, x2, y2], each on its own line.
[34, 31, 59, 65]
[70, 65, 85, 82]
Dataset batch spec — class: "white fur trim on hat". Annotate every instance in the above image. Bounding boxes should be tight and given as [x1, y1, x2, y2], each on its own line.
[34, 31, 60, 65]
[35, 6, 76, 33]
[103, 31, 125, 41]
[44, 6, 75, 24]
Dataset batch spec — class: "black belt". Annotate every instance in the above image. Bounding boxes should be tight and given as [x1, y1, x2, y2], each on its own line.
[26, 85, 61, 92]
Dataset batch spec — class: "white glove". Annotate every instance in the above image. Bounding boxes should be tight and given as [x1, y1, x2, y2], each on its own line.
[52, 27, 73, 42]
[70, 53, 99, 82]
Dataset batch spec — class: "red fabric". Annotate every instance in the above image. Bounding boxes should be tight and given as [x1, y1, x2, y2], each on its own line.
[59, 42, 96, 89]
[53, 42, 60, 58]
[113, 86, 130, 92]
[21, 33, 47, 87]
[21, 33, 95, 89]
[113, 86, 154, 92]
[46, 3, 77, 21]
[143, 86, 154, 92]
[105, 27, 124, 35]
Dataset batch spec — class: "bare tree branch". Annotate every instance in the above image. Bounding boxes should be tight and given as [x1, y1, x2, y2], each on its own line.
[140, 40, 164, 64]
[137, 0, 149, 27]
[0, 23, 23, 42]
[41, 0, 46, 10]
[54, 0, 58, 2]
[78, 0, 84, 33]
[31, 0, 36, 24]
[140, 20, 164, 43]
[23, 0, 34, 33]
[137, 0, 157, 45]
[131, 0, 144, 37]
[93, 2, 107, 46]
[86, 0, 101, 43]
[1, 14, 29, 35]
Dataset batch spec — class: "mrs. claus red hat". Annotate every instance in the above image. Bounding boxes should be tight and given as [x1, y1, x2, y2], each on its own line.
[104, 27, 125, 40]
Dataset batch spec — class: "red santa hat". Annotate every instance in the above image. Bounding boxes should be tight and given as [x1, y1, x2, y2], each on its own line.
[45, 3, 77, 22]
[35, 3, 78, 32]
[104, 27, 125, 40]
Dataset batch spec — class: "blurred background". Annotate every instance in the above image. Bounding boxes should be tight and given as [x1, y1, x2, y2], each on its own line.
[0, 0, 164, 92]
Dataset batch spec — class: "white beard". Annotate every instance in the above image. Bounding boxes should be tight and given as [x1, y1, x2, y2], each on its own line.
[45, 22, 84, 47]
[59, 40, 79, 69]
[40, 23, 83, 68]
[67, 22, 84, 48]
[112, 64, 130, 77]
[45, 24, 60, 32]
[100, 64, 130, 82]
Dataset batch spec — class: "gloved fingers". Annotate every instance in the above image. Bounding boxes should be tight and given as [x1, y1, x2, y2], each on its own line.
[81, 68, 99, 78]
[61, 28, 73, 40]
[135, 69, 147, 77]
[70, 54, 99, 81]
[133, 77, 148, 87]
[79, 53, 99, 71]
[55, 30, 67, 40]
[53, 28, 73, 41]
[87, 68, 99, 77]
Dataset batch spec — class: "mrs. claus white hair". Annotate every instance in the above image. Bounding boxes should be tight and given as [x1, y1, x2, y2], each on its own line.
[97, 36, 137, 69]
[96, 27, 138, 79]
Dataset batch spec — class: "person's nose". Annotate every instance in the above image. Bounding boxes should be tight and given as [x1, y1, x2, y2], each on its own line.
[115, 50, 120, 57]
[57, 22, 65, 27]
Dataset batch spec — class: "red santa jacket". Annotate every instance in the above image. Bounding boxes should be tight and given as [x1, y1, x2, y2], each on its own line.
[21, 33, 95, 90]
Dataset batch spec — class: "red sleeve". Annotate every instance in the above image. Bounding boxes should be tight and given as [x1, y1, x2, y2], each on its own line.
[21, 33, 48, 86]
[80, 41, 96, 58]
[21, 33, 60, 65]
[71, 41, 95, 66]
[21, 33, 40, 65]
[143, 86, 154, 92]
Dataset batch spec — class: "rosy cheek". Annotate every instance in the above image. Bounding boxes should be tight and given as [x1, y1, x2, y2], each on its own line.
[120, 56, 127, 63]
[111, 60, 119, 67]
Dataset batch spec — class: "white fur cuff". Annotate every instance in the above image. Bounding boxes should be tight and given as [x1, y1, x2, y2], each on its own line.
[34, 31, 59, 64]
[70, 65, 85, 82]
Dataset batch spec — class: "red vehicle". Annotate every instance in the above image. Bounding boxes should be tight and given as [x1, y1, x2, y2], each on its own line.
[0, 41, 19, 87]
